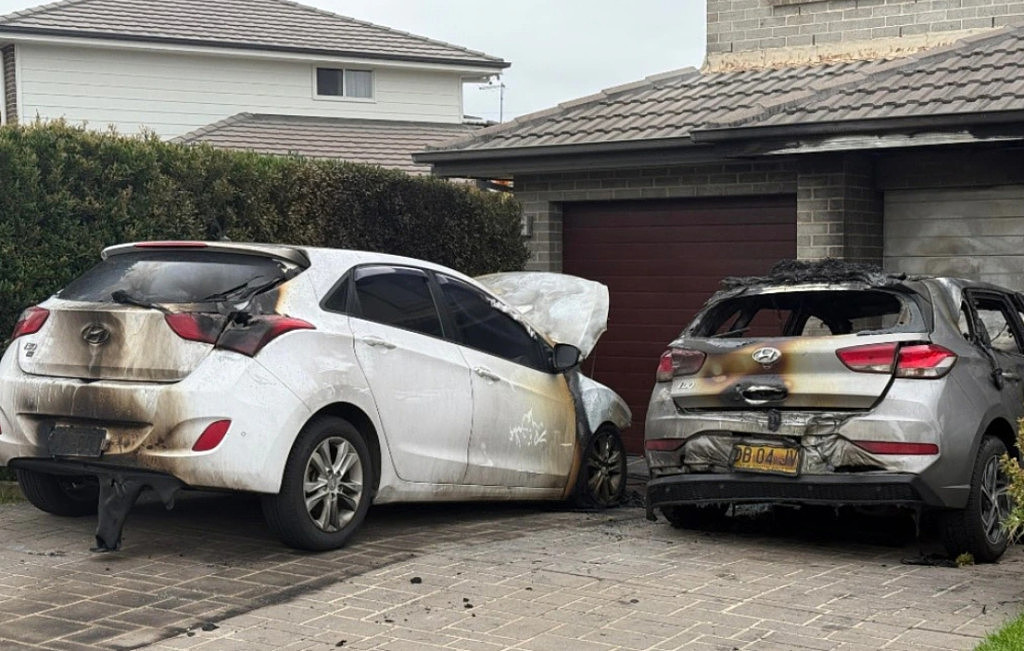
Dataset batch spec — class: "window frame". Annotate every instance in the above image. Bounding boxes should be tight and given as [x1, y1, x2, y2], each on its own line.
[312, 66, 375, 102]
[963, 289, 1024, 356]
[433, 272, 553, 372]
[345, 264, 447, 339]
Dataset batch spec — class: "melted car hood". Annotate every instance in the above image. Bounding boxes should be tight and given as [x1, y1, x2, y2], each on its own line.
[476, 272, 608, 359]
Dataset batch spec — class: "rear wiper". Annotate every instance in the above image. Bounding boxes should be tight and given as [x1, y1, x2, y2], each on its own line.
[111, 289, 163, 311]
[201, 275, 283, 303]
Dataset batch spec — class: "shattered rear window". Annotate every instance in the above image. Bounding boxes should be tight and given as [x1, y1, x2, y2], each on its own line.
[696, 290, 919, 338]
[57, 251, 297, 304]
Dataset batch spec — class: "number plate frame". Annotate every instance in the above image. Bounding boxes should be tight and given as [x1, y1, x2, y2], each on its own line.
[731, 444, 800, 476]
[47, 425, 107, 458]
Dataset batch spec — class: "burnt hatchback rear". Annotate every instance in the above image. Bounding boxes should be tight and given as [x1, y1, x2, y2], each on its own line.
[645, 261, 1020, 562]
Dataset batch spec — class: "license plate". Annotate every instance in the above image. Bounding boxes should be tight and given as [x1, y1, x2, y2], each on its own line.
[47, 426, 107, 458]
[732, 444, 800, 476]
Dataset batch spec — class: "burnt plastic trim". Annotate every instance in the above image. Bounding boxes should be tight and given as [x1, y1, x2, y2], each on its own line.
[8, 457, 185, 486]
[647, 471, 945, 509]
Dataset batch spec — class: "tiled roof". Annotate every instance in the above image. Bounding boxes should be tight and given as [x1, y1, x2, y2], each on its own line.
[709, 26, 1024, 131]
[426, 25, 1024, 157]
[429, 61, 874, 153]
[0, 0, 506, 68]
[175, 114, 482, 174]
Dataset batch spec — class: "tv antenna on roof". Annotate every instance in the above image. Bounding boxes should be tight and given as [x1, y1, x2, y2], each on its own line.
[479, 78, 506, 123]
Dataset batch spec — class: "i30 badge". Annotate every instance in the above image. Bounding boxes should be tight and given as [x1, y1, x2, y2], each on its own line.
[81, 324, 110, 346]
[752, 346, 781, 366]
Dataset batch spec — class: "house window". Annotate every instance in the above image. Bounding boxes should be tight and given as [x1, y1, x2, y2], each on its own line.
[315, 68, 373, 99]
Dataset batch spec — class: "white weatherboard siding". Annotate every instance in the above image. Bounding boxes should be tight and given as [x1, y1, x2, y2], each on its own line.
[884, 185, 1024, 290]
[16, 43, 464, 138]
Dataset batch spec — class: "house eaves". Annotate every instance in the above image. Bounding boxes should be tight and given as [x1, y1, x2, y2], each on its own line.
[418, 138, 739, 179]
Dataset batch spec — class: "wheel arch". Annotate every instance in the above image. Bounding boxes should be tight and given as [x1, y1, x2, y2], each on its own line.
[304, 402, 382, 493]
[982, 416, 1018, 460]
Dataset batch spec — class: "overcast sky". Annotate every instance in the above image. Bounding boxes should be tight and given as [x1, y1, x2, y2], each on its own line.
[0, 0, 707, 122]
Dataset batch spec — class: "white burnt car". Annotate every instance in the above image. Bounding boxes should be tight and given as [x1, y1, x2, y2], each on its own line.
[646, 261, 1023, 562]
[0, 242, 630, 551]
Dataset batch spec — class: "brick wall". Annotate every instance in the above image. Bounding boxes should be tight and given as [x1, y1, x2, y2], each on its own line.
[708, 0, 1024, 66]
[513, 154, 892, 271]
[2, 45, 15, 124]
[515, 160, 797, 271]
[796, 154, 882, 264]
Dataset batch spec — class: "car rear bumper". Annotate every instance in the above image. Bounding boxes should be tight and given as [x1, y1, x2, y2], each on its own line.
[647, 471, 946, 510]
[0, 348, 310, 494]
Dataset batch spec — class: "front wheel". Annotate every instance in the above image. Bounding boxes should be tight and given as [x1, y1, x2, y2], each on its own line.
[573, 426, 627, 508]
[262, 417, 373, 551]
[940, 436, 1012, 563]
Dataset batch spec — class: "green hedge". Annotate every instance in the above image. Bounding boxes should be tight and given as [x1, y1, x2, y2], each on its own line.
[0, 121, 528, 336]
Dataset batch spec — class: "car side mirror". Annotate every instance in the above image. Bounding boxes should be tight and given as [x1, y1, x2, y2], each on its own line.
[552, 343, 582, 372]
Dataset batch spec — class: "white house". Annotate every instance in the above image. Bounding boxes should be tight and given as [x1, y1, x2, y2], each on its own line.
[0, 0, 508, 172]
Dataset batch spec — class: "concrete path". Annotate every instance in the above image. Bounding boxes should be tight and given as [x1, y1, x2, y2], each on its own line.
[0, 482, 1022, 650]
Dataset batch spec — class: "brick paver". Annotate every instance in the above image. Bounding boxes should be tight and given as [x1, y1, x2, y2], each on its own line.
[0, 486, 1021, 650]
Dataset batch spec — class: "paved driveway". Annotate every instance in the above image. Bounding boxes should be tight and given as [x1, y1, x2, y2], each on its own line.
[0, 485, 1022, 651]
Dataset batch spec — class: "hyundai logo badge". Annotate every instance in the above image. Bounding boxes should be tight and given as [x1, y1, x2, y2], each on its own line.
[752, 346, 781, 366]
[81, 324, 111, 346]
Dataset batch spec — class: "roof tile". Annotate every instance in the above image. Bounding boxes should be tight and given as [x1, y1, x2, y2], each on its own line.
[0, 0, 505, 67]
[175, 114, 480, 174]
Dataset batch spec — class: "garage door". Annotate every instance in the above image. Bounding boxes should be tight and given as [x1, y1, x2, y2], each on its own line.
[885, 186, 1024, 290]
[562, 196, 797, 452]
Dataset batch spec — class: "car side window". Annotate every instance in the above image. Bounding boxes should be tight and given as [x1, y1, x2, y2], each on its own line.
[352, 266, 443, 338]
[967, 293, 1023, 355]
[436, 274, 549, 371]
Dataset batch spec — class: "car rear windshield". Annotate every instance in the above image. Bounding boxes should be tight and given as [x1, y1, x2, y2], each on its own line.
[694, 289, 923, 338]
[57, 251, 299, 304]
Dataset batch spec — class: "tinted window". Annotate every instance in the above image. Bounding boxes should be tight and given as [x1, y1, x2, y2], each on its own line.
[322, 274, 350, 313]
[437, 275, 548, 370]
[353, 266, 443, 337]
[57, 251, 294, 304]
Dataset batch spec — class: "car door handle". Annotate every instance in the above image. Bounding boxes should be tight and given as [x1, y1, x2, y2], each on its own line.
[360, 336, 396, 350]
[473, 367, 501, 382]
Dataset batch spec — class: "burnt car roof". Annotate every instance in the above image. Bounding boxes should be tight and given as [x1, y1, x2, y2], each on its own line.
[718, 259, 1016, 298]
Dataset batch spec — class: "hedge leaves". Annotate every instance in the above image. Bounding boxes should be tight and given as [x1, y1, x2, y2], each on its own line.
[0, 121, 528, 336]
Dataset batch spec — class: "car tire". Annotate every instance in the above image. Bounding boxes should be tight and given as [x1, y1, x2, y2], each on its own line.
[661, 504, 728, 529]
[573, 425, 627, 508]
[15, 469, 98, 516]
[262, 416, 373, 551]
[939, 435, 1011, 563]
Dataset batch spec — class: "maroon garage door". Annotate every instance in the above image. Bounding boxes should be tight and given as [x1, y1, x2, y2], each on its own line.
[563, 196, 797, 452]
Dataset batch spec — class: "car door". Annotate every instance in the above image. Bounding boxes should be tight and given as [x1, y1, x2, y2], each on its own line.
[964, 290, 1024, 422]
[434, 273, 576, 489]
[347, 265, 472, 484]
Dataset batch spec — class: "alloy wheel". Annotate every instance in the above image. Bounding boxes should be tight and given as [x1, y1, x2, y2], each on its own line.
[980, 454, 1011, 546]
[586, 432, 624, 504]
[303, 436, 364, 532]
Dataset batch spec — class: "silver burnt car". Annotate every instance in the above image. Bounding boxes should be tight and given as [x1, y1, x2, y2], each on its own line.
[645, 260, 1021, 562]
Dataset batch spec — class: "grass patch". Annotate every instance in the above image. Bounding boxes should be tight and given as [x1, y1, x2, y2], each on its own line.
[977, 612, 1024, 650]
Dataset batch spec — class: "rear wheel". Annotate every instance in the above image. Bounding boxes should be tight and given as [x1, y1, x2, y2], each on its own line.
[573, 426, 627, 508]
[262, 417, 373, 551]
[940, 436, 1011, 563]
[15, 469, 98, 516]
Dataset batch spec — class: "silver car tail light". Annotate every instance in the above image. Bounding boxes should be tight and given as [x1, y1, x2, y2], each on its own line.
[655, 347, 706, 382]
[836, 342, 956, 379]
